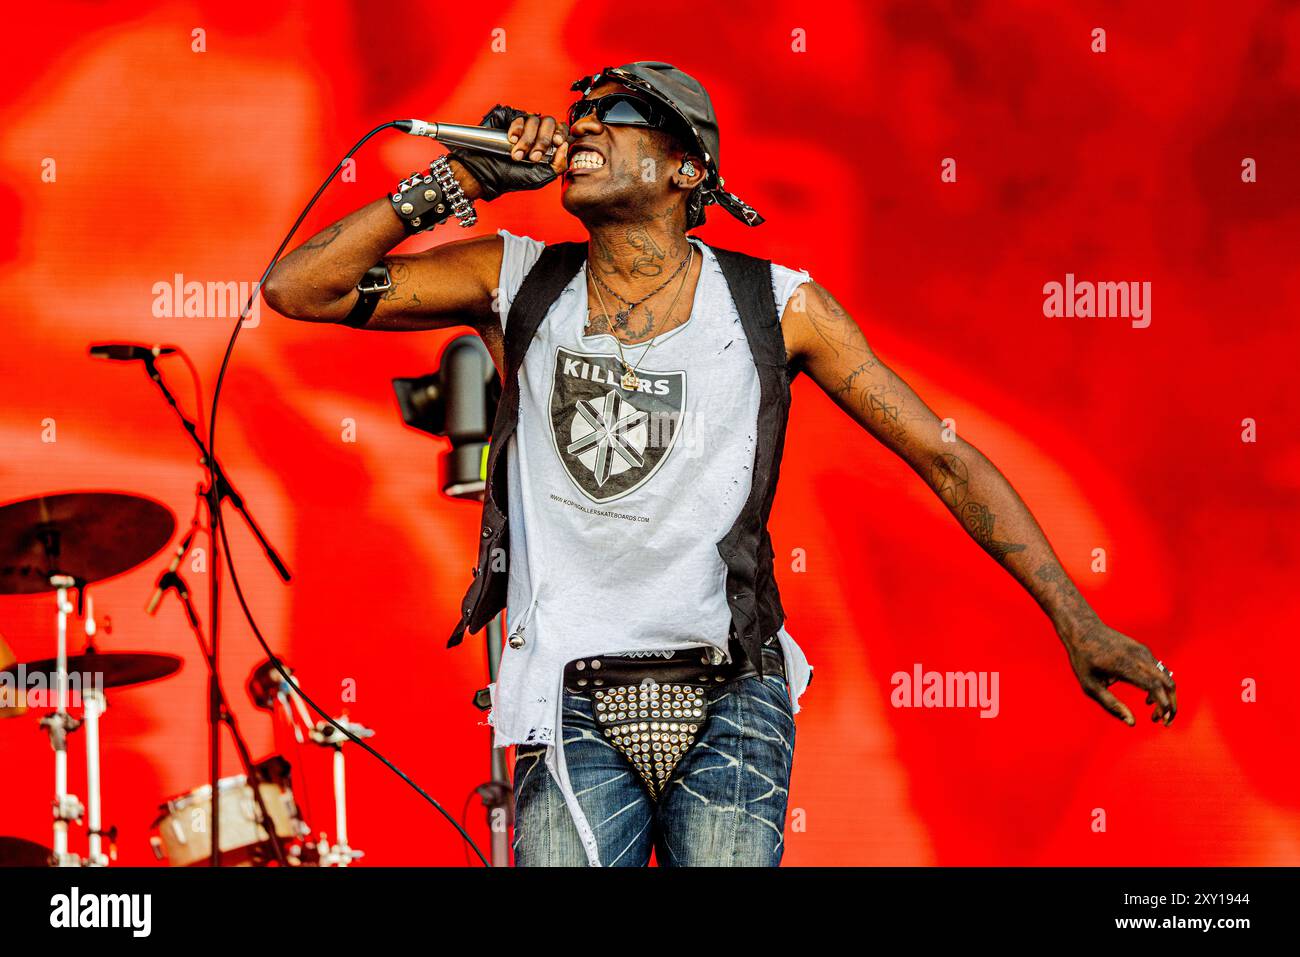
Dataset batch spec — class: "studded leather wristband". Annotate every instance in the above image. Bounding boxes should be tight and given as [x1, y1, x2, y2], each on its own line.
[389, 167, 453, 234]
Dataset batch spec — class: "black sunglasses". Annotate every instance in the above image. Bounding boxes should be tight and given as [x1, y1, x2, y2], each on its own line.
[566, 93, 680, 134]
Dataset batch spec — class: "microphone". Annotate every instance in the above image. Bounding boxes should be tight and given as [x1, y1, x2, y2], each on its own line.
[395, 120, 557, 161]
[146, 528, 196, 616]
[90, 342, 177, 362]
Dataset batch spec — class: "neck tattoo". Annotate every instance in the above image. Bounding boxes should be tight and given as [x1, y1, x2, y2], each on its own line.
[588, 244, 695, 392]
[589, 250, 689, 329]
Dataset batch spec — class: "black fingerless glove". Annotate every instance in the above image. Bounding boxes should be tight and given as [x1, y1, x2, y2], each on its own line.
[450, 104, 558, 202]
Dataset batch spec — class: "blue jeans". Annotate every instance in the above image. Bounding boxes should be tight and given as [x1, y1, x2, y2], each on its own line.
[512, 669, 796, 866]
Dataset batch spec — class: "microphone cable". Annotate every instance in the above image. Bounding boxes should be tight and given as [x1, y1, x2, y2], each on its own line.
[204, 121, 491, 867]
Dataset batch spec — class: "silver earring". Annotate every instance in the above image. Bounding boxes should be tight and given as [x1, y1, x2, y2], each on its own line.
[679, 159, 697, 177]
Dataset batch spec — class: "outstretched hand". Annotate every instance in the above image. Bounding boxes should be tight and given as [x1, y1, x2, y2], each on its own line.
[1062, 622, 1177, 726]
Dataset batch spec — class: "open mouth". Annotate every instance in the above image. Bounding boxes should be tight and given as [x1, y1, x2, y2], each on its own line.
[567, 145, 606, 173]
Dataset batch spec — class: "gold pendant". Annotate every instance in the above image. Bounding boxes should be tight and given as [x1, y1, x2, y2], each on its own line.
[620, 368, 640, 391]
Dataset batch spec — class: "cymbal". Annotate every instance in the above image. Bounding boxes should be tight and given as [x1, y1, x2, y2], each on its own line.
[3, 651, 182, 691]
[0, 492, 176, 594]
[0, 836, 53, 867]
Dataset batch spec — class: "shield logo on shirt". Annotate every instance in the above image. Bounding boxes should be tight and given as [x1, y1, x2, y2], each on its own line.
[549, 347, 687, 504]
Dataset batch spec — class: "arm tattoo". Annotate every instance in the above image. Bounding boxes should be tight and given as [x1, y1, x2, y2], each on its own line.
[960, 502, 1027, 563]
[829, 358, 880, 397]
[827, 358, 922, 442]
[930, 453, 1026, 564]
[803, 283, 926, 443]
[861, 381, 914, 441]
[804, 285, 865, 357]
[300, 224, 343, 250]
[379, 260, 421, 307]
[930, 452, 969, 507]
[1035, 561, 1090, 617]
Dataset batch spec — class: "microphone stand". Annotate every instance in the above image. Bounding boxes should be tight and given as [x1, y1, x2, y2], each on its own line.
[481, 612, 511, 867]
[158, 562, 286, 864]
[138, 353, 292, 866]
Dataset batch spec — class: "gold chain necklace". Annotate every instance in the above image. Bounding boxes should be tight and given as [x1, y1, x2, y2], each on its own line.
[589, 244, 695, 392]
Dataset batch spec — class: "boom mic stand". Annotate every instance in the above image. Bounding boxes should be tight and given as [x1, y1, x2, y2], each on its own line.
[478, 614, 510, 865]
[127, 348, 293, 865]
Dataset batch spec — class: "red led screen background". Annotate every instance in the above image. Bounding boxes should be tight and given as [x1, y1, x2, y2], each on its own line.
[1, 0, 1297, 865]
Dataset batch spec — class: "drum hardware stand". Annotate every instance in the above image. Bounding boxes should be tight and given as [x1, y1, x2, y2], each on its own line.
[79, 592, 113, 867]
[36, 573, 115, 866]
[40, 573, 83, 866]
[306, 714, 371, 866]
[82, 683, 113, 866]
[133, 350, 292, 865]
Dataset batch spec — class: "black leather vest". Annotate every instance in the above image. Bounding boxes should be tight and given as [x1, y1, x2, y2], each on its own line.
[446, 241, 792, 675]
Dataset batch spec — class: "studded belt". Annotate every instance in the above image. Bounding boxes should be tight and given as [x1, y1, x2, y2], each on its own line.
[562, 638, 785, 798]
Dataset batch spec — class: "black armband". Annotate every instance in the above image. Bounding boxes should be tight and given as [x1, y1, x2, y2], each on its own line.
[339, 262, 392, 329]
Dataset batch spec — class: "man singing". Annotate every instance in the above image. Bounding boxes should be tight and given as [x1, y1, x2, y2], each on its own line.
[263, 61, 1178, 867]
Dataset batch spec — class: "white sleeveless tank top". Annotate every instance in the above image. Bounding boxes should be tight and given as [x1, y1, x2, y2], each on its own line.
[488, 229, 813, 748]
[488, 229, 815, 864]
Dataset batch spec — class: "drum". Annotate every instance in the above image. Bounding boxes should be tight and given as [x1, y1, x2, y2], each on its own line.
[151, 762, 303, 867]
